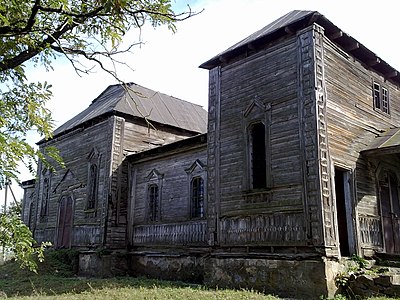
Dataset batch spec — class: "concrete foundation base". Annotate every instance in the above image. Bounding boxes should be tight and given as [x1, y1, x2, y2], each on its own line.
[78, 252, 128, 277]
[129, 254, 205, 283]
[204, 257, 341, 299]
[79, 251, 343, 299]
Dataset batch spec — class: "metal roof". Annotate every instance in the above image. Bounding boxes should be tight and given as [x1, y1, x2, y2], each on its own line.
[51, 83, 208, 140]
[362, 128, 400, 156]
[129, 133, 207, 162]
[200, 10, 400, 86]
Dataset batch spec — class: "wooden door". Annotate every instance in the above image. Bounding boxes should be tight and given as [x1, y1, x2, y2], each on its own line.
[56, 196, 73, 248]
[379, 173, 400, 254]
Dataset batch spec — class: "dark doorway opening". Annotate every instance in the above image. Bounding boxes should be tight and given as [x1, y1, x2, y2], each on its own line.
[334, 168, 353, 256]
[379, 172, 400, 254]
[250, 122, 266, 189]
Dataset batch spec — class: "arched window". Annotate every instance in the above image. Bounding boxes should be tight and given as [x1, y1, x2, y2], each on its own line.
[87, 164, 98, 210]
[191, 177, 204, 218]
[250, 122, 266, 189]
[148, 184, 159, 222]
[40, 177, 50, 217]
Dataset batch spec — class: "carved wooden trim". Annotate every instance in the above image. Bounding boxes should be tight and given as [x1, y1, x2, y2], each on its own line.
[359, 215, 383, 247]
[207, 66, 221, 246]
[219, 214, 306, 245]
[314, 26, 336, 248]
[132, 220, 207, 245]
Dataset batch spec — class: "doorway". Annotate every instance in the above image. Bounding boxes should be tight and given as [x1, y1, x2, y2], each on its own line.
[334, 168, 354, 256]
[379, 171, 400, 254]
[56, 195, 73, 248]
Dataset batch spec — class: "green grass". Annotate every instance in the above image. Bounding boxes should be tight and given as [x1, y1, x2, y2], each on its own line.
[0, 252, 278, 300]
[0, 251, 399, 300]
[0, 275, 279, 300]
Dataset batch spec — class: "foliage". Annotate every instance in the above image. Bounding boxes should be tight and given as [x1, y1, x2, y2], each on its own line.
[350, 254, 368, 269]
[0, 0, 196, 272]
[0, 259, 278, 299]
[320, 294, 348, 300]
[0, 258, 398, 300]
[41, 249, 79, 276]
[0, 0, 196, 186]
[0, 204, 50, 272]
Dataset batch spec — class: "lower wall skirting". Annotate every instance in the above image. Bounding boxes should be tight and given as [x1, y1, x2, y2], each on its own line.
[78, 251, 342, 299]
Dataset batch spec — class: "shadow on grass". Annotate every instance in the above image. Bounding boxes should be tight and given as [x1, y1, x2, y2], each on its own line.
[0, 250, 194, 298]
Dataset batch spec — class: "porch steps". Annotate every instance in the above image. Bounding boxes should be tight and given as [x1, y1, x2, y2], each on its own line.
[345, 258, 400, 298]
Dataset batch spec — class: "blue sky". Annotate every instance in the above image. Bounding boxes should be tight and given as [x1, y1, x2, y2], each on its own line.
[2, 0, 400, 202]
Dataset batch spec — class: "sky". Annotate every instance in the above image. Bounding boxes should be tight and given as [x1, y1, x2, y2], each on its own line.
[2, 0, 400, 204]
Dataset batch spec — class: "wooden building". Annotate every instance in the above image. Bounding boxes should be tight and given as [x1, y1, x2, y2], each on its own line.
[22, 10, 400, 299]
[21, 82, 207, 251]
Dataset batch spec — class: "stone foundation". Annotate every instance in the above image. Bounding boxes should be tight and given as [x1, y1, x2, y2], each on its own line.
[129, 253, 205, 283]
[204, 257, 341, 299]
[79, 251, 344, 299]
[78, 251, 129, 277]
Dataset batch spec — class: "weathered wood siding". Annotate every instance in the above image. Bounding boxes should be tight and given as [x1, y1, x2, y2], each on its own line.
[323, 31, 400, 253]
[34, 118, 114, 247]
[218, 37, 301, 212]
[106, 116, 200, 248]
[129, 143, 207, 247]
[208, 30, 324, 248]
[21, 181, 36, 230]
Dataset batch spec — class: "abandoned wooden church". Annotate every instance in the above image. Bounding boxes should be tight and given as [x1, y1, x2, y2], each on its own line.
[21, 10, 400, 298]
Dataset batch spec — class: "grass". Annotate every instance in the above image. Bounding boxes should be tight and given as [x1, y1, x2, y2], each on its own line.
[0, 276, 281, 300]
[0, 250, 399, 300]
[0, 251, 278, 300]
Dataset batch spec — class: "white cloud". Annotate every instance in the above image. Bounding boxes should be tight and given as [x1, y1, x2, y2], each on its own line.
[3, 0, 399, 204]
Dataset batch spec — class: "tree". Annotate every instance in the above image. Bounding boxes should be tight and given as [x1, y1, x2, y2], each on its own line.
[0, 0, 196, 184]
[0, 203, 49, 271]
[0, 0, 196, 269]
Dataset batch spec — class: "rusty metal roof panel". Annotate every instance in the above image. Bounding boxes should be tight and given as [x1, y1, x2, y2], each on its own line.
[362, 128, 400, 155]
[52, 83, 208, 138]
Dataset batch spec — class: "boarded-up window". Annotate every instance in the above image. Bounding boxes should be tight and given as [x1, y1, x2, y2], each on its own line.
[250, 122, 267, 189]
[191, 176, 204, 218]
[373, 82, 390, 114]
[87, 164, 98, 210]
[148, 184, 159, 222]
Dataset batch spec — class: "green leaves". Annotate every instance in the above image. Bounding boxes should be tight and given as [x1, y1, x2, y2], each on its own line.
[0, 0, 195, 185]
[0, 205, 50, 272]
[0, 0, 195, 273]
[0, 79, 56, 183]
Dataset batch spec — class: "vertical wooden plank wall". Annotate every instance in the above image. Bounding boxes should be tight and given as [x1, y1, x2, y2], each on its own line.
[33, 119, 113, 247]
[323, 24, 400, 254]
[206, 67, 221, 246]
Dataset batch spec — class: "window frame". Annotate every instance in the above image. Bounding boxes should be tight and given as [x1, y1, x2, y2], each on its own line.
[248, 121, 267, 190]
[40, 175, 50, 218]
[86, 148, 101, 213]
[87, 163, 98, 210]
[373, 81, 390, 115]
[191, 176, 205, 219]
[144, 169, 163, 222]
[39, 168, 52, 222]
[147, 183, 160, 222]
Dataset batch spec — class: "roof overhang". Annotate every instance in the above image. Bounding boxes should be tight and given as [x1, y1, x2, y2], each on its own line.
[361, 128, 400, 156]
[199, 10, 400, 86]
